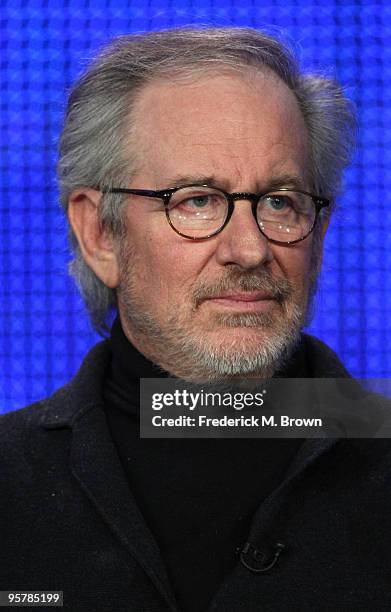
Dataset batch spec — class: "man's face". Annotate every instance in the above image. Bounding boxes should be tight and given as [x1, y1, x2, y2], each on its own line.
[114, 68, 322, 379]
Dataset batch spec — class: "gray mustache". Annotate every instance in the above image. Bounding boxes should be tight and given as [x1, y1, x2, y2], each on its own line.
[192, 270, 292, 307]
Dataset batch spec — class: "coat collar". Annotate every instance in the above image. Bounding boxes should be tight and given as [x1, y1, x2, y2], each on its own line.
[39, 331, 351, 430]
[39, 335, 341, 484]
[39, 340, 111, 429]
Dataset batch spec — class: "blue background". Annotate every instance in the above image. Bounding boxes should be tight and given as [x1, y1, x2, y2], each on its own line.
[1, 0, 390, 412]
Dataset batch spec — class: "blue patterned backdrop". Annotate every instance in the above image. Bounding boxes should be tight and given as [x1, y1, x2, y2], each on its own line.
[1, 0, 390, 412]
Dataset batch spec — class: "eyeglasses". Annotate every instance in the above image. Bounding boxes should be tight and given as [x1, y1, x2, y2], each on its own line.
[102, 184, 329, 245]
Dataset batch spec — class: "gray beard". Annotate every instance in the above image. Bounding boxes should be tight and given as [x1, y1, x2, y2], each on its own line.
[117, 249, 308, 380]
[125, 306, 304, 381]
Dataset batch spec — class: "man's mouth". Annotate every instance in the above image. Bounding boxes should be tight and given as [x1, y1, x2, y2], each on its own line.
[192, 270, 292, 313]
[203, 291, 276, 312]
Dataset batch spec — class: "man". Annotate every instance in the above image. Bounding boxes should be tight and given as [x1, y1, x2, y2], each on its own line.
[1, 26, 390, 612]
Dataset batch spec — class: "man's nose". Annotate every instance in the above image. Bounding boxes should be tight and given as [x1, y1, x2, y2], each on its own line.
[214, 201, 274, 269]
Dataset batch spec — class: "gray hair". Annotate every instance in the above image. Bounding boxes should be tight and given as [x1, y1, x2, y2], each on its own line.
[57, 26, 356, 335]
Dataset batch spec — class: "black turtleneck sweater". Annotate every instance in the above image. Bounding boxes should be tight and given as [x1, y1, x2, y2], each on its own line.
[103, 318, 305, 611]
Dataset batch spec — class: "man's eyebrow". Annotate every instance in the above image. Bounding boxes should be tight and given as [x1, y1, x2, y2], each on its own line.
[158, 173, 306, 191]
[263, 174, 307, 191]
[159, 175, 219, 189]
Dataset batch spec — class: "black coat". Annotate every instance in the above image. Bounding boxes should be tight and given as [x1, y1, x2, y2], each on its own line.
[1, 339, 391, 611]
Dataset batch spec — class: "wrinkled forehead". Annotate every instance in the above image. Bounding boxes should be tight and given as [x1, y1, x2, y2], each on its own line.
[128, 68, 310, 188]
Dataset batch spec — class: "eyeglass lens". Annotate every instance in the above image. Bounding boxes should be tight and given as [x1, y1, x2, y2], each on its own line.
[167, 186, 316, 241]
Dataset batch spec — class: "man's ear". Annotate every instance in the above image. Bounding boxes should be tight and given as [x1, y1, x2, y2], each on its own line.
[68, 189, 120, 289]
[311, 214, 330, 278]
[320, 214, 330, 240]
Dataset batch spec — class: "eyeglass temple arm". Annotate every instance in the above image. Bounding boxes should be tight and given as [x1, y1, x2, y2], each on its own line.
[101, 187, 172, 198]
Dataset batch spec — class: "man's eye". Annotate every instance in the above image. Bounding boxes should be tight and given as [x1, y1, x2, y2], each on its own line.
[183, 195, 212, 208]
[172, 194, 218, 212]
[264, 196, 292, 211]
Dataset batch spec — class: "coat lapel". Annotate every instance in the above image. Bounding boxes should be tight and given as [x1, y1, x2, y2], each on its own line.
[40, 342, 178, 611]
[69, 404, 178, 611]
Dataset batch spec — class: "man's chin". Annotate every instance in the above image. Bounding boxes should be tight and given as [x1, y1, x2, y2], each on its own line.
[199, 325, 280, 349]
[167, 322, 302, 380]
[199, 300, 280, 328]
